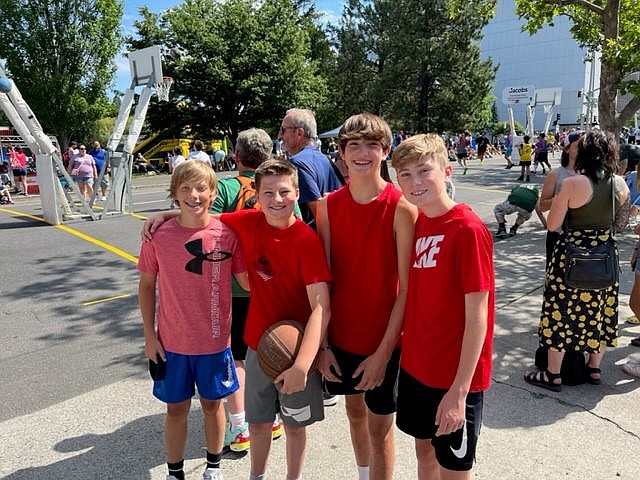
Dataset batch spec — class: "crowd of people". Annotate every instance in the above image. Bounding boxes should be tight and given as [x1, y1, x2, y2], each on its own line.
[52, 115, 640, 480]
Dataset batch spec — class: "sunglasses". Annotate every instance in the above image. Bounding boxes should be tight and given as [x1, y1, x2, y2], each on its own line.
[280, 126, 297, 133]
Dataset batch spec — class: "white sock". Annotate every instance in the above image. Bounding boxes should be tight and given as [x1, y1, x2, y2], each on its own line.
[357, 465, 369, 480]
[229, 411, 245, 430]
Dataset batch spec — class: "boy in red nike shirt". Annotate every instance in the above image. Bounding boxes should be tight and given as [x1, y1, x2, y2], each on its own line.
[392, 134, 494, 479]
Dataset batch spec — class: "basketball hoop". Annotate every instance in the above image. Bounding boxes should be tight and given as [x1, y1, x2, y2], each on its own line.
[154, 76, 173, 102]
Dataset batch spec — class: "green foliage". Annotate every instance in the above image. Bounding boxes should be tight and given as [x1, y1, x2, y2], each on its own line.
[127, 0, 330, 142]
[492, 120, 525, 136]
[514, 0, 640, 132]
[329, 0, 497, 133]
[0, 0, 123, 147]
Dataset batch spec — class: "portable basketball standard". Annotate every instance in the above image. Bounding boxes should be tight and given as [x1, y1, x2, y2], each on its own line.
[257, 320, 316, 380]
[153, 76, 173, 102]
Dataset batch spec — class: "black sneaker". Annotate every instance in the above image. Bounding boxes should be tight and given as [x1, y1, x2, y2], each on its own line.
[323, 392, 338, 406]
[517, 175, 524, 181]
[525, 176, 530, 182]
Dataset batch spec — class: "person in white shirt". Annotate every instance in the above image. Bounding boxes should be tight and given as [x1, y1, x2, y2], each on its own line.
[188, 140, 212, 166]
[170, 145, 186, 173]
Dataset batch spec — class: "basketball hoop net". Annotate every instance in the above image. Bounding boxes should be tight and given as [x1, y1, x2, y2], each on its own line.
[154, 76, 173, 102]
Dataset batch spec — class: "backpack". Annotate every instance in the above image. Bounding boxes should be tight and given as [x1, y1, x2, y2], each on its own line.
[234, 175, 260, 211]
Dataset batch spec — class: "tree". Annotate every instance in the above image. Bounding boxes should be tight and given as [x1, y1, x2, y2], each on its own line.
[514, 0, 640, 134]
[0, 0, 123, 148]
[329, 0, 497, 133]
[127, 0, 329, 142]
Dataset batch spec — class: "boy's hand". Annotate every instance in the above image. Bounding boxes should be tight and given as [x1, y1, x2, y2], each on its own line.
[144, 338, 166, 362]
[434, 390, 466, 437]
[318, 348, 342, 382]
[141, 214, 168, 242]
[275, 364, 307, 394]
[353, 352, 387, 391]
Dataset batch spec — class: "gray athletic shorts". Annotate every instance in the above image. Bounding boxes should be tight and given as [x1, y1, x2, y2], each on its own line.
[245, 348, 324, 427]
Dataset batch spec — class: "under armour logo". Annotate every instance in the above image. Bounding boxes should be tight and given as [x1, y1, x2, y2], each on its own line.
[413, 235, 444, 268]
[184, 238, 232, 274]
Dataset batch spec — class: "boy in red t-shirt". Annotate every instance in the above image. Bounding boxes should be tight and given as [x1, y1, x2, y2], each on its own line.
[143, 159, 332, 480]
[391, 134, 495, 479]
[316, 113, 416, 480]
[138, 161, 249, 480]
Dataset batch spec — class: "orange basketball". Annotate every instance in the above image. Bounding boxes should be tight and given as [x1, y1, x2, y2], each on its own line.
[257, 320, 317, 380]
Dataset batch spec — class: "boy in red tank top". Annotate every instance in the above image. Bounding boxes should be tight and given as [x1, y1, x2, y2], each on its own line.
[316, 114, 417, 480]
[392, 134, 494, 479]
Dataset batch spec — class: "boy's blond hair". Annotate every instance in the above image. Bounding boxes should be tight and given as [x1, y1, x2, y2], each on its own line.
[255, 158, 299, 191]
[169, 160, 218, 199]
[391, 134, 448, 170]
[338, 113, 393, 151]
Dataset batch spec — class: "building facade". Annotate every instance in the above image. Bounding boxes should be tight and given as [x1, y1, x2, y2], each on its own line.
[481, 0, 599, 133]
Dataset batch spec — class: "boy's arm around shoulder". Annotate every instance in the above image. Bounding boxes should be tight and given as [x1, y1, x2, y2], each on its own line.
[139, 271, 165, 361]
[353, 196, 418, 390]
[275, 281, 331, 394]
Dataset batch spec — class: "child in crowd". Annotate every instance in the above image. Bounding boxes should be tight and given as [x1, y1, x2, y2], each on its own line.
[0, 177, 14, 203]
[391, 134, 495, 480]
[494, 184, 541, 238]
[138, 161, 249, 480]
[143, 159, 332, 480]
[517, 135, 533, 182]
[316, 114, 417, 480]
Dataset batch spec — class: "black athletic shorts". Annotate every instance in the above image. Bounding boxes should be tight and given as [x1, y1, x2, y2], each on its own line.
[230, 296, 249, 361]
[324, 346, 400, 415]
[396, 369, 484, 472]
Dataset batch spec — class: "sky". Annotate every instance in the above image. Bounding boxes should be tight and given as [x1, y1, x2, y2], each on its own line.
[116, 0, 343, 92]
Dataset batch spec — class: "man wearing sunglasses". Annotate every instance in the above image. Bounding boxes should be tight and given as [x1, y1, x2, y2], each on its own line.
[279, 108, 342, 230]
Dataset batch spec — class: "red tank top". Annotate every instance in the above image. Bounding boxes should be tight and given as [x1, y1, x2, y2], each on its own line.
[327, 182, 402, 355]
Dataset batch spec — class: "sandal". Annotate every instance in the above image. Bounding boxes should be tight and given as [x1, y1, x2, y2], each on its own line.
[631, 337, 640, 347]
[586, 366, 602, 385]
[524, 369, 562, 392]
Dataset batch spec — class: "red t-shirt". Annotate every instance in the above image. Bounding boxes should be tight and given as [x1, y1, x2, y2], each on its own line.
[401, 204, 494, 392]
[327, 182, 402, 355]
[137, 217, 246, 355]
[221, 210, 332, 350]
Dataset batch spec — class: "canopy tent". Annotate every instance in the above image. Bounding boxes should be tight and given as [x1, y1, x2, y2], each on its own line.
[318, 126, 341, 138]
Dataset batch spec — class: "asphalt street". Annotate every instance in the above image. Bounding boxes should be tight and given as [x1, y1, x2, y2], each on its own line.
[1, 153, 639, 479]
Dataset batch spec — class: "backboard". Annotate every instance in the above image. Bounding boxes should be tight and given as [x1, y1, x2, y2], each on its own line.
[128, 45, 163, 87]
[534, 87, 562, 106]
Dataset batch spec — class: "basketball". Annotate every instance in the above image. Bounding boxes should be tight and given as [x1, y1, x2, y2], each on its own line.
[257, 320, 317, 380]
[0, 77, 12, 93]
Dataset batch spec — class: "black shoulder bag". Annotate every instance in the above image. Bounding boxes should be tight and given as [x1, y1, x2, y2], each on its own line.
[563, 179, 619, 290]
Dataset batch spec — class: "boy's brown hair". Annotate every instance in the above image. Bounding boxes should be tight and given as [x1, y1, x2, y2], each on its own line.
[338, 113, 393, 151]
[255, 158, 299, 191]
[169, 160, 218, 199]
[391, 134, 448, 170]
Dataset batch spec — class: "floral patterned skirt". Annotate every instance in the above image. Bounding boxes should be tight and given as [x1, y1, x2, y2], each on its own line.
[538, 229, 618, 353]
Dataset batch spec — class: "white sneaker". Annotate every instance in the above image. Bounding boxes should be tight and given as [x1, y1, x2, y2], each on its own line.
[323, 392, 339, 406]
[203, 468, 224, 480]
[101, 195, 106, 201]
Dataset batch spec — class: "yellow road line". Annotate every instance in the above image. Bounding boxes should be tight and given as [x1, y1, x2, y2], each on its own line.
[0, 207, 139, 264]
[83, 293, 132, 306]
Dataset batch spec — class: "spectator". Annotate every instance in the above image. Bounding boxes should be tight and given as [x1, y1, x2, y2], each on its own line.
[188, 140, 212, 166]
[0, 175, 14, 203]
[494, 184, 540, 238]
[90, 140, 109, 201]
[525, 130, 629, 391]
[133, 153, 148, 174]
[67, 145, 97, 201]
[170, 145, 185, 174]
[10, 145, 28, 196]
[278, 108, 342, 230]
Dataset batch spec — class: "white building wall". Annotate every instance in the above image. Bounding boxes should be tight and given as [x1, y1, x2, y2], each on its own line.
[481, 0, 599, 132]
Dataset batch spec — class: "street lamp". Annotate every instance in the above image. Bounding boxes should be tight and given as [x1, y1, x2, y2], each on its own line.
[416, 76, 441, 133]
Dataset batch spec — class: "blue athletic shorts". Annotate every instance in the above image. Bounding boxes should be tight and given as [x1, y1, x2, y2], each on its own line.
[152, 348, 239, 403]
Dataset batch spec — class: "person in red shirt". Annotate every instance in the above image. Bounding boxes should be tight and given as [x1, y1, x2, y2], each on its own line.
[392, 134, 495, 479]
[316, 113, 417, 480]
[143, 159, 332, 480]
